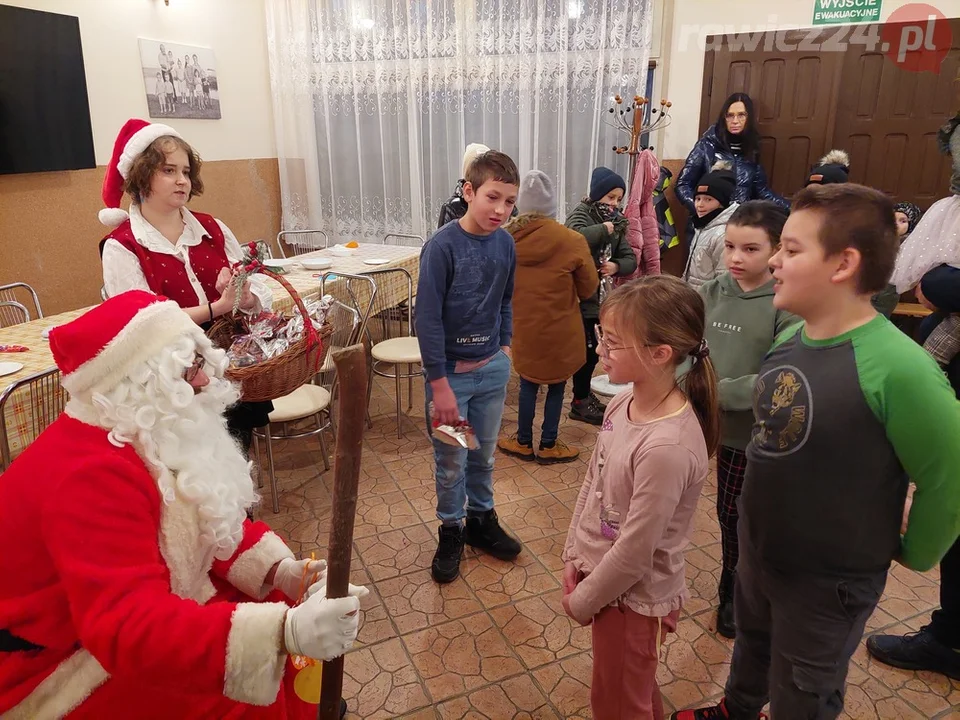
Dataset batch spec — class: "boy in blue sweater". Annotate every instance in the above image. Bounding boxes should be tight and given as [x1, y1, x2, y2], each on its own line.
[415, 150, 523, 584]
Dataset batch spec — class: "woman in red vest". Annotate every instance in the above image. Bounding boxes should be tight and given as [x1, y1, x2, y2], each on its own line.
[99, 119, 273, 451]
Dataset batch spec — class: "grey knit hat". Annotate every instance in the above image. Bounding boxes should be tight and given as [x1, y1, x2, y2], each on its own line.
[516, 170, 557, 217]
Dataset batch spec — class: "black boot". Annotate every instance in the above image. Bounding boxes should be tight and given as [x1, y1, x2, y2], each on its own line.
[569, 396, 604, 425]
[465, 509, 522, 560]
[432, 524, 465, 583]
[716, 568, 736, 639]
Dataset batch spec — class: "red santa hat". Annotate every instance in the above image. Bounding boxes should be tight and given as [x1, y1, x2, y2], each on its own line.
[50, 290, 198, 397]
[99, 118, 182, 227]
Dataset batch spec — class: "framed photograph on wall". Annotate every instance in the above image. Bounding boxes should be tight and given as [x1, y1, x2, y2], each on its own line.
[138, 39, 221, 120]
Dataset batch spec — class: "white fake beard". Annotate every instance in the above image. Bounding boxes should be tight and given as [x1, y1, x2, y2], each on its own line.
[70, 333, 258, 560]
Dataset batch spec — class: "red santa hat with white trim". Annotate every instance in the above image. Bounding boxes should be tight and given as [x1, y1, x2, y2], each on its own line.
[50, 290, 199, 397]
[99, 118, 182, 227]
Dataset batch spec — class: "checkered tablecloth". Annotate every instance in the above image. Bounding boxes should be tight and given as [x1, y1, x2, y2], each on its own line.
[0, 307, 92, 464]
[264, 244, 421, 315]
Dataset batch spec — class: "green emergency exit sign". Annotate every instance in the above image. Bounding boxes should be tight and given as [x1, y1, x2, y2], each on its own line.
[813, 0, 882, 25]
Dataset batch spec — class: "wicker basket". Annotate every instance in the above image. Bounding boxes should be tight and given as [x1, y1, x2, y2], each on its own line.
[207, 267, 331, 402]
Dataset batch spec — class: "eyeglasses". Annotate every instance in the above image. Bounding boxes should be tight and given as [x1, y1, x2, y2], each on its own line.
[725, 111, 748, 121]
[594, 324, 635, 354]
[183, 352, 205, 383]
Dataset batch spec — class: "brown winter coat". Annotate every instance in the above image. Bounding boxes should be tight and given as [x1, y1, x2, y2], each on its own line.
[508, 215, 599, 385]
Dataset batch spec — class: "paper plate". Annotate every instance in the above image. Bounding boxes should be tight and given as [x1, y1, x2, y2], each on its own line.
[591, 374, 632, 398]
[263, 258, 300, 269]
[363, 258, 390, 266]
[301, 258, 333, 271]
[0, 362, 24, 377]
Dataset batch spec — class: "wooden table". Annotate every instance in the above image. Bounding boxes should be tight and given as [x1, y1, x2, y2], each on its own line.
[0, 307, 92, 463]
[264, 244, 421, 315]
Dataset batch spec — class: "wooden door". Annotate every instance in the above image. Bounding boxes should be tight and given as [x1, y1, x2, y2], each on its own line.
[831, 21, 960, 209]
[700, 30, 845, 200]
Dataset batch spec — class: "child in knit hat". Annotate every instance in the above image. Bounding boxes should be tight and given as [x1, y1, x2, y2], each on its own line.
[894, 201, 923, 242]
[805, 149, 851, 186]
[563, 166, 638, 425]
[682, 161, 739, 289]
[497, 171, 599, 464]
[437, 143, 490, 228]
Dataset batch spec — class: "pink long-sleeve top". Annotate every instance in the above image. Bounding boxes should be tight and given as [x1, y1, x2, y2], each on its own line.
[562, 391, 709, 623]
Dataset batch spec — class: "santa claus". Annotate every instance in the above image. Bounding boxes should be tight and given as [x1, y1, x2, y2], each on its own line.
[0, 290, 365, 719]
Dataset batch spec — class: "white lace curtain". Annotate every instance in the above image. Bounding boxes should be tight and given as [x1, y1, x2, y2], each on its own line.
[265, 0, 652, 242]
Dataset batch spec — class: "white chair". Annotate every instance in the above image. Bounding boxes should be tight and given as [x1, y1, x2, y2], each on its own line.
[366, 267, 421, 438]
[277, 229, 329, 258]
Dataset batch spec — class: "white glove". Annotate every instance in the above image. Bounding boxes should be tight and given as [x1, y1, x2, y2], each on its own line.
[271, 557, 327, 601]
[283, 584, 368, 661]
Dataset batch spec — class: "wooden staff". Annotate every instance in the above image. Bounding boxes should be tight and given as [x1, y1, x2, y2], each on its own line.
[319, 344, 368, 720]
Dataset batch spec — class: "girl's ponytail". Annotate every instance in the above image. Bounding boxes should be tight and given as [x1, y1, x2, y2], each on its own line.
[684, 354, 721, 458]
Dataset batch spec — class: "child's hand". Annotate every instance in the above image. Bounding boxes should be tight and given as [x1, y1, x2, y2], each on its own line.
[561, 593, 590, 626]
[901, 483, 915, 535]
[600, 262, 619, 277]
[916, 283, 937, 312]
[430, 380, 460, 425]
[603, 221, 615, 235]
[562, 561, 578, 595]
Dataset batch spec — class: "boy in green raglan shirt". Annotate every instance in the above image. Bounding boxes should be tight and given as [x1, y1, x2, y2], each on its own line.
[675, 184, 960, 720]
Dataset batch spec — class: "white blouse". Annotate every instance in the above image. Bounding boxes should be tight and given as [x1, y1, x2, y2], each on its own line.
[101, 204, 272, 313]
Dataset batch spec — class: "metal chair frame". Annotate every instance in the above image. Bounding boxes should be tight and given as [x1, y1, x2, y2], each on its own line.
[0, 283, 43, 320]
[0, 301, 30, 328]
[382, 233, 425, 248]
[251, 273, 377, 511]
[365, 267, 420, 437]
[277, 229, 330, 258]
[0, 368, 65, 471]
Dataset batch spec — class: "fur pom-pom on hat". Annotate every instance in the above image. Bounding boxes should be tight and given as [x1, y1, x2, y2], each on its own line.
[99, 119, 182, 228]
[711, 159, 734, 172]
[807, 149, 850, 186]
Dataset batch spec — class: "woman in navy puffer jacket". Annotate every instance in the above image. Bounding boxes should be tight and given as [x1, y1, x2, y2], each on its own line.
[676, 93, 787, 215]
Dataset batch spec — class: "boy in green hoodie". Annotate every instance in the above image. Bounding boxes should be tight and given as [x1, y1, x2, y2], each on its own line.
[698, 201, 797, 640]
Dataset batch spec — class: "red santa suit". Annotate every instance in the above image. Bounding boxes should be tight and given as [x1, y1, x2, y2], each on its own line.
[0, 292, 317, 720]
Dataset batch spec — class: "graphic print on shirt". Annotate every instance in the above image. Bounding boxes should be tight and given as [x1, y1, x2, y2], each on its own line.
[595, 418, 620, 540]
[751, 364, 813, 457]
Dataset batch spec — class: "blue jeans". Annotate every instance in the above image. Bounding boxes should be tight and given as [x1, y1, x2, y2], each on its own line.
[424, 351, 510, 526]
[517, 377, 566, 447]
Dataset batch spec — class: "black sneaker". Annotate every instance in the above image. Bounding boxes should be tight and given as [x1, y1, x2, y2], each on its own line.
[866, 626, 960, 679]
[340, 697, 347, 719]
[569, 397, 603, 425]
[465, 509, 521, 560]
[432, 524, 465, 584]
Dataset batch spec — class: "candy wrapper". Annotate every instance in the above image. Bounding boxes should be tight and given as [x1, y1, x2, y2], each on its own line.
[598, 242, 614, 304]
[227, 335, 265, 368]
[429, 402, 480, 450]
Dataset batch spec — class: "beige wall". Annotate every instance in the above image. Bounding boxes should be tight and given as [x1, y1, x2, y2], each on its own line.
[0, 159, 281, 316]
[0, 0, 281, 316]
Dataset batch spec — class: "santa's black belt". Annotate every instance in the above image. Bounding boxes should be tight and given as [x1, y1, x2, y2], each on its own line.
[0, 629, 44, 652]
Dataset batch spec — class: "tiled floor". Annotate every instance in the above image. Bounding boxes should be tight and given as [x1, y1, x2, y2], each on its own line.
[255, 373, 960, 719]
